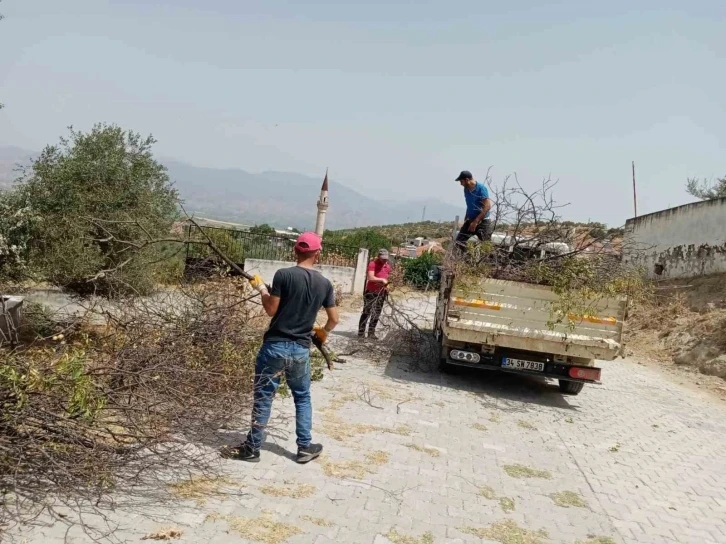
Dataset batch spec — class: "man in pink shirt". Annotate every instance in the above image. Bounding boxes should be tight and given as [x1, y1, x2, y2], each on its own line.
[358, 249, 392, 339]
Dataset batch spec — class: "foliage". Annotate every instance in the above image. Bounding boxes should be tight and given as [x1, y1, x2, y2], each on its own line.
[326, 218, 623, 253]
[401, 252, 442, 289]
[0, 190, 37, 281]
[686, 176, 726, 200]
[327, 221, 454, 248]
[20, 301, 59, 340]
[186, 227, 246, 264]
[249, 223, 276, 235]
[152, 242, 186, 284]
[7, 124, 179, 296]
[524, 255, 646, 330]
[323, 227, 392, 253]
[0, 280, 265, 528]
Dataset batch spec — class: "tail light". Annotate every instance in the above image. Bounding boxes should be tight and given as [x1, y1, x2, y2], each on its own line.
[568, 367, 601, 381]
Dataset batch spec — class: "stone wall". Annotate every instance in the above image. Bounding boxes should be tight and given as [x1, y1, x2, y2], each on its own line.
[623, 198, 726, 279]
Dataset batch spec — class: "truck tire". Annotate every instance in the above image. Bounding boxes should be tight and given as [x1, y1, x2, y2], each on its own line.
[558, 380, 584, 395]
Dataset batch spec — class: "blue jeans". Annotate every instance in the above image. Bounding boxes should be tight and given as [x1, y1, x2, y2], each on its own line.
[246, 341, 312, 450]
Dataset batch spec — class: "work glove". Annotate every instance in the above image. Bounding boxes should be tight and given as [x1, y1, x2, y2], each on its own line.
[249, 274, 268, 295]
[312, 326, 329, 344]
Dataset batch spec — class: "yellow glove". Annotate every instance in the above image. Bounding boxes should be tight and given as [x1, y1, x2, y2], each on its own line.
[249, 274, 268, 294]
[313, 326, 328, 344]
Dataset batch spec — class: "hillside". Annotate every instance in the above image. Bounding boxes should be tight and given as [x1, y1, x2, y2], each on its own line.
[0, 146, 460, 230]
[328, 220, 456, 246]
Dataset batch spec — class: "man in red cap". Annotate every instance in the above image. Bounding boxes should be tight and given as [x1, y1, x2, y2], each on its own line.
[358, 248, 392, 340]
[224, 232, 338, 464]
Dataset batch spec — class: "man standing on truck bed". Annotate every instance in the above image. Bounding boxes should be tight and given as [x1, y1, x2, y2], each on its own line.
[455, 170, 493, 252]
[223, 232, 339, 464]
[358, 248, 391, 340]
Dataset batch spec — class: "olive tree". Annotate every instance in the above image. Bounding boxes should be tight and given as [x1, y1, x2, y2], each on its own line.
[686, 176, 726, 200]
[12, 124, 179, 295]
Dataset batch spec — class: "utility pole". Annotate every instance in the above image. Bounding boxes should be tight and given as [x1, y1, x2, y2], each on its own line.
[632, 161, 638, 218]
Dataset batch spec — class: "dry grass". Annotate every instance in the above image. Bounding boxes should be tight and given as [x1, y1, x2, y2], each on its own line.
[489, 413, 501, 423]
[576, 537, 616, 544]
[517, 420, 537, 431]
[299, 516, 334, 527]
[319, 391, 411, 441]
[549, 490, 588, 508]
[499, 496, 516, 513]
[321, 451, 389, 480]
[503, 464, 552, 480]
[260, 481, 316, 499]
[461, 520, 548, 544]
[141, 527, 183, 541]
[472, 423, 488, 432]
[168, 476, 237, 504]
[479, 485, 497, 500]
[404, 443, 441, 457]
[626, 274, 726, 396]
[322, 458, 370, 480]
[478, 485, 514, 512]
[206, 512, 301, 544]
[386, 529, 435, 544]
[366, 451, 390, 465]
[319, 411, 382, 442]
[385, 425, 413, 436]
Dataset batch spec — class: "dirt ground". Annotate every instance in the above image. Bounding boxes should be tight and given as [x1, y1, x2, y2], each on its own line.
[626, 273, 726, 401]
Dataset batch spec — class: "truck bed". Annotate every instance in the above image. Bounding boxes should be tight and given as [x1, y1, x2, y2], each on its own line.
[442, 278, 626, 361]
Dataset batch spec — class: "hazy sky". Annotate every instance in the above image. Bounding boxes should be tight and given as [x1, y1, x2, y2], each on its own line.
[1, 0, 724, 226]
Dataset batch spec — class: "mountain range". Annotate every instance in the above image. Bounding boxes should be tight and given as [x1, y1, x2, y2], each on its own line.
[0, 145, 460, 230]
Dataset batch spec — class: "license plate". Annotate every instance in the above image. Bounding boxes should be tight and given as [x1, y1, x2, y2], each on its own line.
[502, 358, 545, 372]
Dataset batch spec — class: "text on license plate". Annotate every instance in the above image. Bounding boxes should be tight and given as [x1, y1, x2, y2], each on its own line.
[502, 358, 545, 372]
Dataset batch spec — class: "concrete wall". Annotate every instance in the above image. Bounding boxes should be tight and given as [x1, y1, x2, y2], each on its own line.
[352, 248, 370, 295]
[622, 198, 726, 279]
[245, 258, 360, 294]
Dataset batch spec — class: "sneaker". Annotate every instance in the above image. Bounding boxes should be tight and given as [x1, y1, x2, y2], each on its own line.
[220, 442, 260, 463]
[296, 443, 323, 464]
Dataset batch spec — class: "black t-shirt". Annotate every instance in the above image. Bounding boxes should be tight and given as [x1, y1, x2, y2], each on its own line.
[263, 266, 336, 347]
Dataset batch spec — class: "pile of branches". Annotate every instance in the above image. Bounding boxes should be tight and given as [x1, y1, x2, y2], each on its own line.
[375, 173, 648, 356]
[443, 174, 646, 300]
[0, 278, 265, 529]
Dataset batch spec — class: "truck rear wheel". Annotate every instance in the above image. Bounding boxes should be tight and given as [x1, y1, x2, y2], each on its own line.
[558, 380, 584, 395]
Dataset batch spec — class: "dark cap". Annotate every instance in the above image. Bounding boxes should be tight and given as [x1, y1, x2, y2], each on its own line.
[455, 170, 473, 181]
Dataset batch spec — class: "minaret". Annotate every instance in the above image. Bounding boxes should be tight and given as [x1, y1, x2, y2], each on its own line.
[315, 169, 329, 236]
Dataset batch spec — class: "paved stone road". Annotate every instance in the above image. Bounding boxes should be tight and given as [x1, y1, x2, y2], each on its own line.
[10, 306, 726, 544]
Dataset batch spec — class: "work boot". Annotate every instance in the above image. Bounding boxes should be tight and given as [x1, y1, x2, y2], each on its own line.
[368, 332, 379, 341]
[296, 443, 323, 464]
[221, 442, 260, 463]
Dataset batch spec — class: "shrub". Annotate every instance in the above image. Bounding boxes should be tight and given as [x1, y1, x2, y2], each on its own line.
[7, 124, 179, 297]
[401, 252, 442, 289]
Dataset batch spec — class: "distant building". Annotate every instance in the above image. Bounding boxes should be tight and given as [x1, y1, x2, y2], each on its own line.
[393, 239, 444, 259]
[315, 170, 329, 236]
